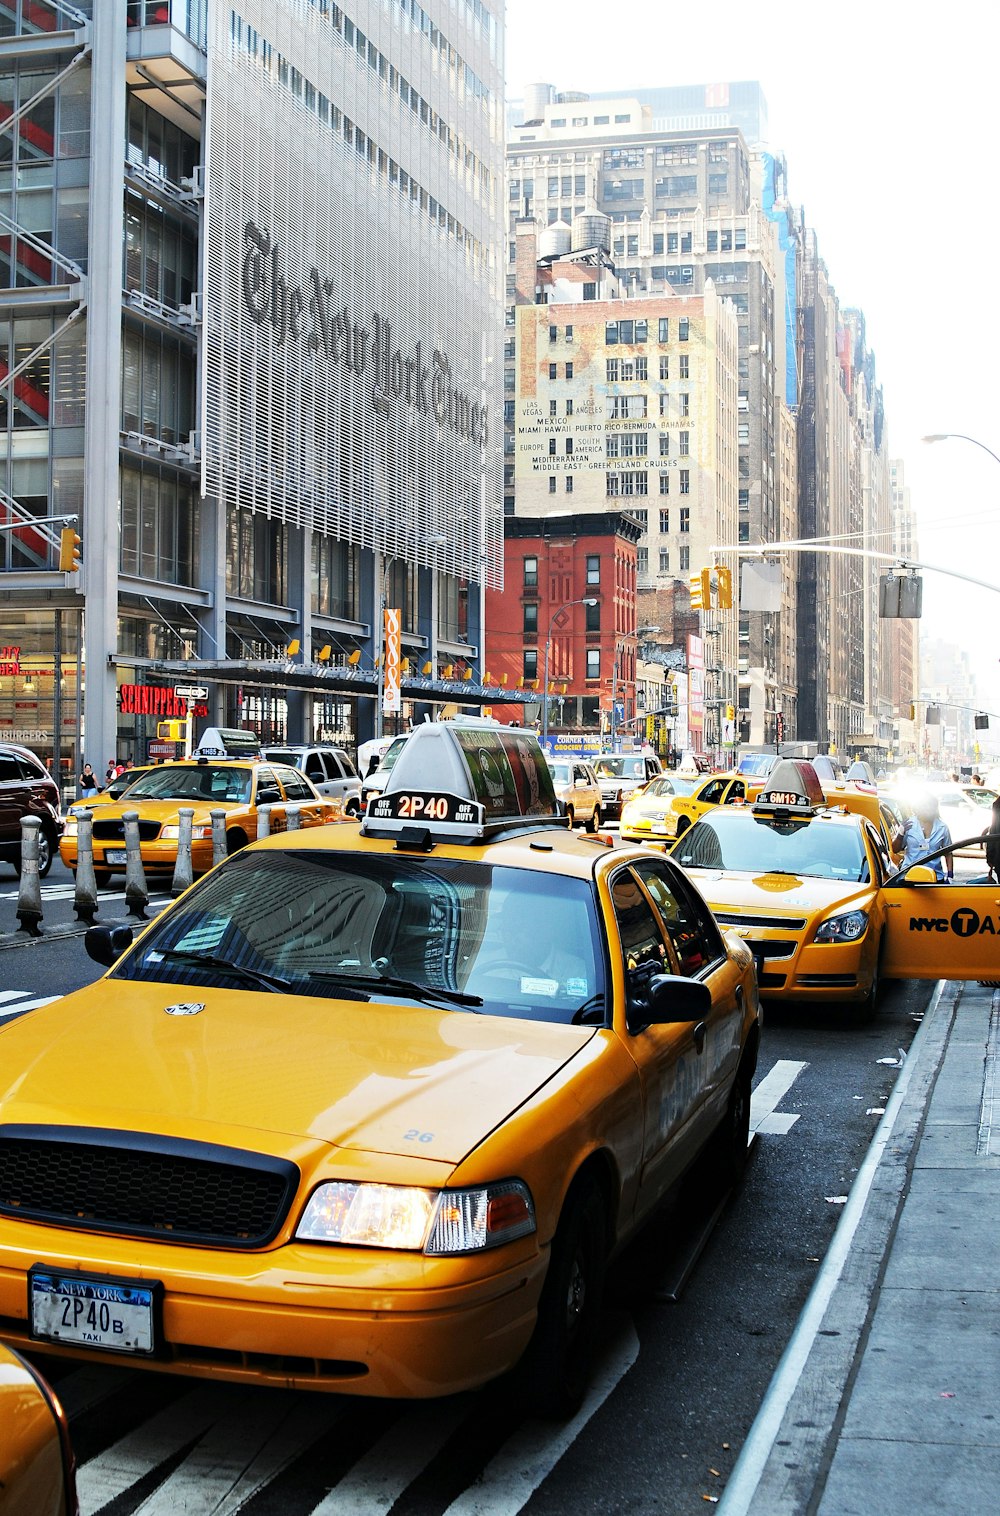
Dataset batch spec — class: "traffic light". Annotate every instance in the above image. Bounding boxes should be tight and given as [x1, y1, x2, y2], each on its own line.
[689, 567, 711, 609]
[725, 703, 736, 721]
[58, 526, 82, 573]
[908, 702, 916, 721]
[715, 566, 734, 609]
[156, 719, 185, 741]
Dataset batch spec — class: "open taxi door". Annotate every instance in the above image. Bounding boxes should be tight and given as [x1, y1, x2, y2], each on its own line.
[881, 840, 1000, 981]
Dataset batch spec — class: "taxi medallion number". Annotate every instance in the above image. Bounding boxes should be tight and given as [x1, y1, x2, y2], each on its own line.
[29, 1268, 156, 1355]
[369, 790, 484, 826]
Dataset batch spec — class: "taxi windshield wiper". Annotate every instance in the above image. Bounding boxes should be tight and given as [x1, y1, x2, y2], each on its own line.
[304, 968, 483, 1010]
[154, 948, 292, 993]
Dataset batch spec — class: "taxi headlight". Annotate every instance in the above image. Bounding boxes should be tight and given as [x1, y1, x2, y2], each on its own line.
[63, 812, 79, 833]
[295, 1179, 536, 1254]
[815, 908, 869, 943]
[160, 823, 212, 839]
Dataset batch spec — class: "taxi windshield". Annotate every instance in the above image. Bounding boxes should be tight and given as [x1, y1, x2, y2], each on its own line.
[120, 766, 252, 804]
[111, 850, 606, 1025]
[594, 756, 646, 780]
[675, 811, 869, 881]
[643, 775, 696, 799]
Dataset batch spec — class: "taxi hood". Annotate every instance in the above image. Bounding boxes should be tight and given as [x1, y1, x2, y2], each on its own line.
[689, 868, 872, 913]
[0, 983, 595, 1167]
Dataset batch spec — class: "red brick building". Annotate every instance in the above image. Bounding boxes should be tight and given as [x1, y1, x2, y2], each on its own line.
[485, 512, 641, 738]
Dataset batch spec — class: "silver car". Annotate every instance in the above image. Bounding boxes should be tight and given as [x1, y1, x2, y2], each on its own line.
[547, 757, 602, 831]
[261, 745, 362, 815]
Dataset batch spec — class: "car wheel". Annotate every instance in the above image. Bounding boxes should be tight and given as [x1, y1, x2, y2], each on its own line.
[226, 829, 248, 855]
[565, 806, 575, 830]
[585, 805, 601, 834]
[675, 816, 690, 837]
[345, 799, 360, 818]
[706, 1053, 753, 1192]
[94, 870, 112, 888]
[851, 934, 884, 1025]
[520, 1179, 608, 1420]
[37, 828, 55, 878]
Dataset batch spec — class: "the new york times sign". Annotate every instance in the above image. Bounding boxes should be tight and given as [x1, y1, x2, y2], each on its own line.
[242, 222, 488, 448]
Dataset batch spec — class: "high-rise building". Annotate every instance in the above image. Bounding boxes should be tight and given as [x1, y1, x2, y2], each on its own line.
[0, 0, 504, 770]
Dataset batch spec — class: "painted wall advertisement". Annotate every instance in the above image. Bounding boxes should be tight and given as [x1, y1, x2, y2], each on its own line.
[687, 634, 704, 747]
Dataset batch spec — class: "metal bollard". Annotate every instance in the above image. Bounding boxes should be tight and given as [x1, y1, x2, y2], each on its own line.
[257, 804, 271, 839]
[15, 816, 43, 937]
[211, 809, 227, 868]
[73, 809, 99, 923]
[285, 804, 301, 831]
[122, 811, 149, 920]
[171, 807, 194, 896]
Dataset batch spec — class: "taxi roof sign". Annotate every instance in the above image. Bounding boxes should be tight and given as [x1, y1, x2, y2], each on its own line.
[754, 758, 826, 815]
[362, 722, 560, 842]
[192, 726, 262, 760]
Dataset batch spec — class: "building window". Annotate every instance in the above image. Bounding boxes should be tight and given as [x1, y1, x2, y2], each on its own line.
[565, 438, 574, 454]
[548, 324, 558, 343]
[606, 358, 619, 382]
[738, 488, 750, 511]
[679, 354, 690, 379]
[586, 554, 600, 585]
[738, 422, 750, 444]
[523, 602, 538, 635]
[566, 398, 573, 416]
[548, 475, 557, 493]
[680, 392, 690, 416]
[585, 598, 600, 632]
[679, 318, 689, 341]
[620, 356, 648, 381]
[550, 399, 558, 417]
[659, 549, 670, 573]
[658, 433, 670, 456]
[658, 317, 669, 342]
[607, 395, 648, 419]
[523, 649, 538, 680]
[709, 173, 728, 194]
[566, 362, 574, 379]
[565, 324, 573, 342]
[549, 363, 557, 379]
[659, 394, 669, 417]
[636, 546, 648, 574]
[607, 471, 648, 496]
[659, 355, 669, 380]
[706, 230, 718, 251]
[565, 475, 574, 492]
[583, 281, 597, 300]
[679, 471, 690, 496]
[659, 508, 670, 531]
[548, 437, 557, 455]
[585, 649, 600, 680]
[679, 430, 690, 455]
[679, 507, 690, 532]
[679, 545, 690, 571]
[659, 474, 670, 495]
[524, 556, 538, 587]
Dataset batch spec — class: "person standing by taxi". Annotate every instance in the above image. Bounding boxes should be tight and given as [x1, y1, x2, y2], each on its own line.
[902, 793, 954, 881]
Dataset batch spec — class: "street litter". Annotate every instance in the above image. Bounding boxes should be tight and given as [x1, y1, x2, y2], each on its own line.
[825, 1195, 848, 1204]
[866, 1107, 885, 1115]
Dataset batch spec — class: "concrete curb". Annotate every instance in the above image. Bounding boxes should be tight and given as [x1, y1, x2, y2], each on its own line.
[0, 897, 171, 950]
[719, 979, 959, 1515]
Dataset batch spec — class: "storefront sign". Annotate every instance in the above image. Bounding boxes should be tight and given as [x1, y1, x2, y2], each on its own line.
[120, 685, 188, 718]
[0, 645, 21, 677]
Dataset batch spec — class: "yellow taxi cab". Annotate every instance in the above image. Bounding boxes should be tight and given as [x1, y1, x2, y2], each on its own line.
[654, 770, 758, 843]
[59, 728, 342, 883]
[0, 1341, 78, 1516]
[671, 758, 1000, 1016]
[72, 764, 155, 812]
[618, 772, 701, 842]
[0, 719, 761, 1419]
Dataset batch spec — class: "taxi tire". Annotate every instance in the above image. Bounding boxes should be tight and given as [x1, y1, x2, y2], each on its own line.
[707, 1057, 752, 1192]
[521, 1180, 608, 1420]
[585, 805, 601, 834]
[851, 934, 884, 1025]
[226, 829, 248, 854]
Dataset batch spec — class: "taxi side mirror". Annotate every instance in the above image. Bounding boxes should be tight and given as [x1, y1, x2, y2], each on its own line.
[85, 924, 134, 967]
[628, 972, 711, 1033]
[902, 864, 938, 884]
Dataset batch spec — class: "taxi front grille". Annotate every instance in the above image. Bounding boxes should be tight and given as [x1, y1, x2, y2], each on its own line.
[744, 939, 797, 960]
[714, 911, 808, 930]
[92, 818, 162, 842]
[0, 1127, 298, 1249]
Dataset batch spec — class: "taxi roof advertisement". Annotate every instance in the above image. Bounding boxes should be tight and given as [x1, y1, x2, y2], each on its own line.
[450, 727, 558, 818]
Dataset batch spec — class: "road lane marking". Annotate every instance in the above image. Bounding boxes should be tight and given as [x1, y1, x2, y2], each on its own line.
[750, 1059, 807, 1136]
[308, 1402, 468, 1516]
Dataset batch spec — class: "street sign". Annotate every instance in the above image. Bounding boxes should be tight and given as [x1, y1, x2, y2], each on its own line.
[175, 686, 208, 700]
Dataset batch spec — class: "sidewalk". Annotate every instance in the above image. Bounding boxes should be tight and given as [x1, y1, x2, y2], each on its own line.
[721, 978, 1000, 1515]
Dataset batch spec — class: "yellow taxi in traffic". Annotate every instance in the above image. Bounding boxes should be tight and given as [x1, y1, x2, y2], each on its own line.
[59, 729, 342, 883]
[0, 1341, 78, 1516]
[653, 771, 757, 843]
[671, 758, 1000, 1015]
[0, 720, 761, 1419]
[618, 772, 701, 842]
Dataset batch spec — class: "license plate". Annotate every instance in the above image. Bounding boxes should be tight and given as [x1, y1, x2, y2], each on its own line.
[29, 1268, 156, 1355]
[104, 849, 127, 864]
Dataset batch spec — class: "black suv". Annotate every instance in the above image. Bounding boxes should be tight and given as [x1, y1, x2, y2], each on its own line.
[0, 744, 62, 877]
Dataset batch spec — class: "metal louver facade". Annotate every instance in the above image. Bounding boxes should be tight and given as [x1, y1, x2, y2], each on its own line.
[202, 0, 505, 588]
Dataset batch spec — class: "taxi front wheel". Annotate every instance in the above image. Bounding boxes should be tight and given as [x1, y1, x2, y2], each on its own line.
[707, 1057, 752, 1192]
[519, 1179, 608, 1420]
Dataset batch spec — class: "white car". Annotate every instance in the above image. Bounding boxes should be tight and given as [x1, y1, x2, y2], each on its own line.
[547, 757, 602, 831]
[261, 745, 362, 815]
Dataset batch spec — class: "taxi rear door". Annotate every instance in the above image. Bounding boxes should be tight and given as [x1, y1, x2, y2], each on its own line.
[881, 853, 1000, 980]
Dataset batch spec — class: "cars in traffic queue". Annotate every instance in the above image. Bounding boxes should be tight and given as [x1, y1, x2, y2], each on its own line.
[261, 745, 362, 815]
[0, 1340, 78, 1516]
[592, 751, 663, 821]
[70, 764, 154, 811]
[618, 773, 701, 842]
[58, 732, 342, 884]
[546, 756, 603, 831]
[0, 743, 63, 879]
[358, 731, 410, 812]
[0, 722, 761, 1419]
[654, 771, 758, 844]
[670, 758, 1000, 1015]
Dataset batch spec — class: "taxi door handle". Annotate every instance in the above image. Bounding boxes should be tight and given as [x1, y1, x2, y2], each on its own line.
[693, 1021, 707, 1054]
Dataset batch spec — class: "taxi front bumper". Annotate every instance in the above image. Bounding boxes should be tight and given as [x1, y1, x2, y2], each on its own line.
[0, 1221, 547, 1399]
[714, 919, 875, 1002]
[59, 836, 216, 875]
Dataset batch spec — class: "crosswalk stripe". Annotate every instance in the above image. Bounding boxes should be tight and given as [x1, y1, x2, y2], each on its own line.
[2, 994, 60, 1015]
[77, 1384, 246, 1512]
[308, 1401, 468, 1516]
[130, 1394, 340, 1516]
[750, 1058, 807, 1135]
[0, 989, 25, 1003]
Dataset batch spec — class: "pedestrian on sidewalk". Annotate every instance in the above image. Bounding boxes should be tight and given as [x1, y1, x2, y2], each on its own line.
[901, 792, 954, 881]
[79, 762, 99, 796]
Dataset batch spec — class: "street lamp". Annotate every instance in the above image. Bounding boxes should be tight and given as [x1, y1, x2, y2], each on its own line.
[541, 597, 598, 752]
[922, 433, 1000, 469]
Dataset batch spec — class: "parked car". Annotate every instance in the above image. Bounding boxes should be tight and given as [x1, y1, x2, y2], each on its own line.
[547, 757, 602, 830]
[0, 743, 62, 878]
[262, 745, 362, 815]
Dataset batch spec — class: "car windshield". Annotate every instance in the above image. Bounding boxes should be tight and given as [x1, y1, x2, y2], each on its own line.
[262, 749, 299, 767]
[963, 786, 998, 807]
[737, 753, 776, 777]
[109, 769, 149, 796]
[111, 850, 606, 1025]
[374, 737, 408, 776]
[675, 811, 869, 882]
[639, 776, 687, 799]
[549, 762, 575, 783]
[120, 766, 253, 804]
[594, 756, 646, 779]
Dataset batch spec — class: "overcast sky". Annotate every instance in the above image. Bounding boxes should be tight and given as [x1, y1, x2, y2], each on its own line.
[504, 0, 1000, 725]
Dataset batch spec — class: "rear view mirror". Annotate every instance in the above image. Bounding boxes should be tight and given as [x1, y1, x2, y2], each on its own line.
[85, 924, 134, 967]
[904, 865, 937, 884]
